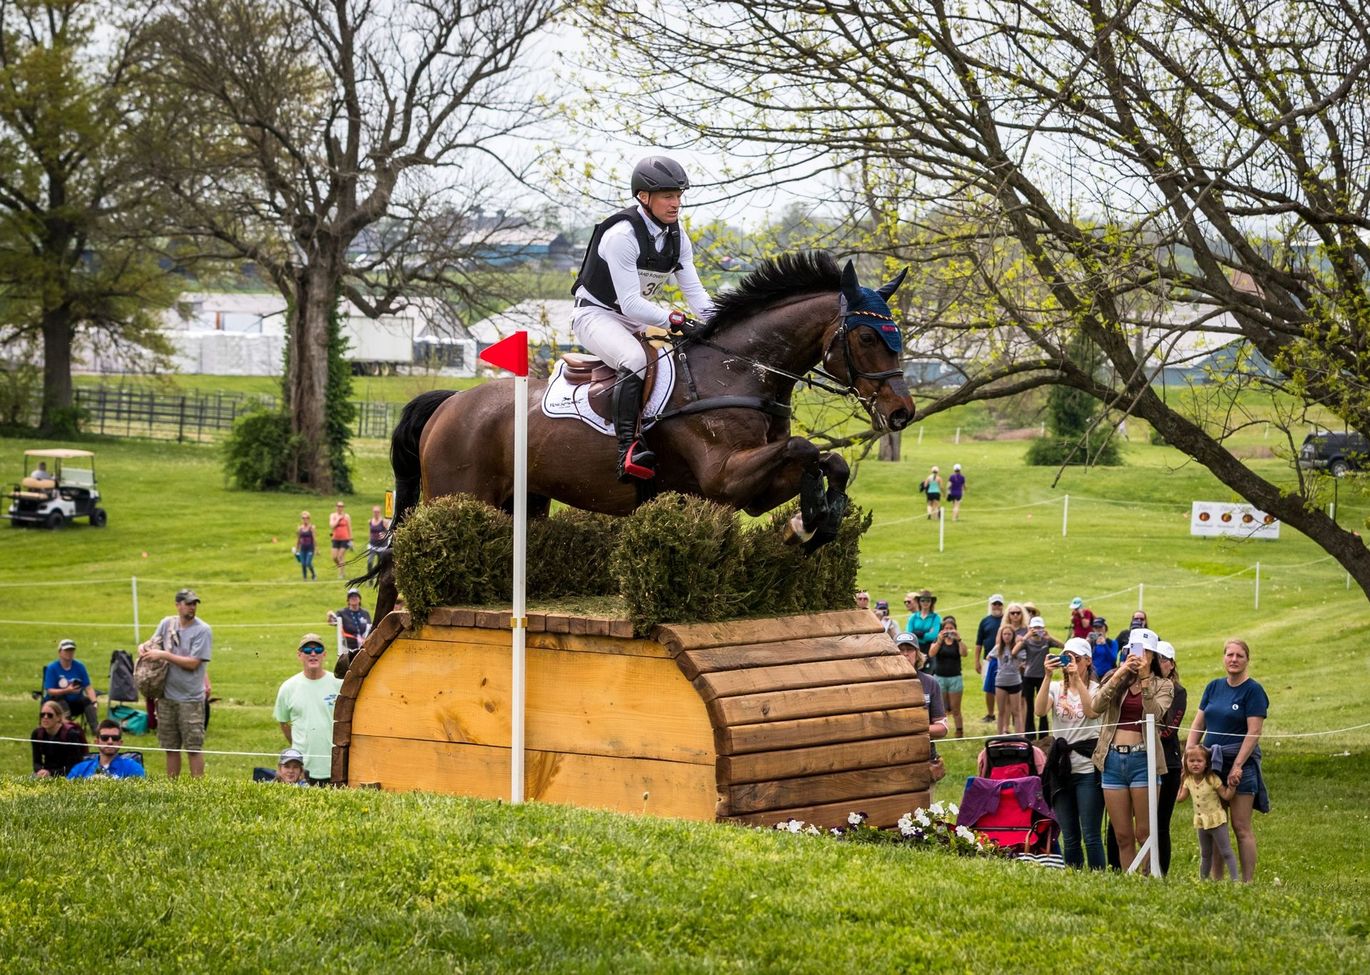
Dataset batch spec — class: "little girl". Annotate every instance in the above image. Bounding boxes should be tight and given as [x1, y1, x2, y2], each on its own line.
[1177, 744, 1238, 880]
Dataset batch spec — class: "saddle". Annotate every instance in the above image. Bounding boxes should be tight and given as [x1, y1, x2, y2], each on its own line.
[559, 345, 661, 426]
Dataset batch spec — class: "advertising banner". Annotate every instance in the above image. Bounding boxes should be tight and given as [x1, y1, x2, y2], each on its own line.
[1190, 501, 1280, 540]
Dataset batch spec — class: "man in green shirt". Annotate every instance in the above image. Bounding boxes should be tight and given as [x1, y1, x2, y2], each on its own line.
[273, 632, 343, 783]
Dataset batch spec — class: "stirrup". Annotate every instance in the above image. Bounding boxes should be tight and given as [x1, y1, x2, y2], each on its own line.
[617, 440, 656, 482]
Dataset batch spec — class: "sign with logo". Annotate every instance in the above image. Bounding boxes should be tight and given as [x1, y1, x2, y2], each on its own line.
[1190, 501, 1280, 540]
[383, 490, 394, 520]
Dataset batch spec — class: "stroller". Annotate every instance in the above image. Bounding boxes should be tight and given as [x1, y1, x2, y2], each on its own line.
[956, 736, 1058, 855]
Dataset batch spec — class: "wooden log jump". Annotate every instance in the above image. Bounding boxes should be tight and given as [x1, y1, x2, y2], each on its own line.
[332, 608, 931, 829]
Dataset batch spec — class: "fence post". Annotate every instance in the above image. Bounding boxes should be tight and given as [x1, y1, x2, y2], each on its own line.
[131, 576, 140, 645]
[1062, 494, 1069, 537]
[177, 396, 186, 443]
[954, 426, 960, 445]
[1254, 562, 1261, 610]
[1137, 583, 1144, 611]
[938, 506, 944, 552]
[917, 426, 923, 445]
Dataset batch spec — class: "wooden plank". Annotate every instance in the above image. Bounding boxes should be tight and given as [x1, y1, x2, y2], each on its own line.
[727, 763, 932, 814]
[718, 735, 931, 785]
[569, 616, 589, 635]
[653, 610, 882, 654]
[527, 613, 547, 633]
[677, 633, 900, 680]
[710, 679, 925, 726]
[350, 635, 715, 764]
[347, 735, 718, 821]
[401, 629, 671, 660]
[448, 608, 476, 628]
[609, 619, 635, 639]
[475, 610, 507, 630]
[586, 617, 611, 637]
[546, 614, 570, 634]
[332, 719, 351, 746]
[726, 790, 932, 830]
[331, 744, 348, 785]
[718, 708, 929, 755]
[694, 655, 913, 703]
[332, 694, 355, 725]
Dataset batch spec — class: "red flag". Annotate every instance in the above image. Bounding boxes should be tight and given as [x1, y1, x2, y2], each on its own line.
[479, 331, 529, 377]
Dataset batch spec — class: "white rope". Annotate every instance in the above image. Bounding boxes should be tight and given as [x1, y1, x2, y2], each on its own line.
[0, 618, 323, 629]
[2, 734, 289, 760]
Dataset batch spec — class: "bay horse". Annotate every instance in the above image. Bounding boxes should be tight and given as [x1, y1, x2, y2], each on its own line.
[364, 251, 915, 619]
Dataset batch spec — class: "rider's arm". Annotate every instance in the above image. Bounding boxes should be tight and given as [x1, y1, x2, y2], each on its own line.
[674, 232, 715, 321]
[600, 224, 670, 328]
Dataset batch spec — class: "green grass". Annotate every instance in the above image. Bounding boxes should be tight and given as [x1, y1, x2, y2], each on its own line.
[3, 398, 1370, 970]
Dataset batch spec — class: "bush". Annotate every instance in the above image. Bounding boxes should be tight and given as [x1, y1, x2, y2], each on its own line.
[393, 495, 515, 623]
[527, 508, 618, 599]
[391, 491, 870, 633]
[609, 494, 747, 632]
[1024, 432, 1122, 466]
[222, 409, 300, 490]
[45, 404, 87, 437]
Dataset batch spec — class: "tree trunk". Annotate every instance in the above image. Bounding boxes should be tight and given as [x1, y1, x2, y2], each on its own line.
[878, 432, 901, 461]
[287, 264, 339, 492]
[39, 305, 74, 432]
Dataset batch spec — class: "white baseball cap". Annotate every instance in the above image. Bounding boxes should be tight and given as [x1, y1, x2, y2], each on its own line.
[1127, 628, 1159, 652]
[1028, 616, 1045, 628]
[1155, 640, 1176, 660]
[953, 463, 962, 471]
[1062, 637, 1092, 658]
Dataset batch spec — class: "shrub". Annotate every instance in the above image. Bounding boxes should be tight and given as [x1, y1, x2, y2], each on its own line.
[1024, 432, 1122, 466]
[528, 508, 618, 598]
[609, 493, 746, 632]
[393, 495, 514, 623]
[45, 404, 88, 437]
[222, 409, 299, 490]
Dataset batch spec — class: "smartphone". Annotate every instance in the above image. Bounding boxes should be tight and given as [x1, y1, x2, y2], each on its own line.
[1128, 644, 1144, 658]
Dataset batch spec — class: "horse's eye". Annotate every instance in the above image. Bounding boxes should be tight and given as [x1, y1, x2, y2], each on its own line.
[858, 330, 877, 345]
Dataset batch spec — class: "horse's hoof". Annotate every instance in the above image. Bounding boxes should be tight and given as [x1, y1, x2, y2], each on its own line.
[784, 511, 816, 546]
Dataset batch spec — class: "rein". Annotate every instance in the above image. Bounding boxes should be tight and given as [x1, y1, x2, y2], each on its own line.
[654, 311, 902, 423]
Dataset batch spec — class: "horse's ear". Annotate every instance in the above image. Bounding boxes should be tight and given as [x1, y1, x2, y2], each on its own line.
[840, 260, 860, 300]
[876, 267, 909, 300]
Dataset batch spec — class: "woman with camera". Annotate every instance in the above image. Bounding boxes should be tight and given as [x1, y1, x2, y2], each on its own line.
[992, 612, 1027, 735]
[1090, 627, 1174, 874]
[928, 615, 968, 738]
[1036, 639, 1104, 868]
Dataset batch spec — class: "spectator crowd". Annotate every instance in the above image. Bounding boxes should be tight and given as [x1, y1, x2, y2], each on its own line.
[857, 587, 1270, 881]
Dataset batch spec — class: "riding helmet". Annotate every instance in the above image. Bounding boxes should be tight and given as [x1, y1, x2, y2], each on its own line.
[631, 156, 690, 194]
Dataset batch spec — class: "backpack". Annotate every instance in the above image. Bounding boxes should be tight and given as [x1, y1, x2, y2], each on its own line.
[108, 703, 149, 736]
[109, 649, 137, 702]
[978, 736, 1047, 779]
[134, 623, 174, 699]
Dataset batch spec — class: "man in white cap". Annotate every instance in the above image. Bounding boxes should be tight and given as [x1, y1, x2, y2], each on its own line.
[43, 638, 99, 731]
[143, 588, 213, 778]
[274, 633, 343, 784]
[974, 594, 1005, 723]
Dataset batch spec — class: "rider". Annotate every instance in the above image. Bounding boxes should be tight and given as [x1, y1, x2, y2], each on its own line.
[570, 155, 714, 482]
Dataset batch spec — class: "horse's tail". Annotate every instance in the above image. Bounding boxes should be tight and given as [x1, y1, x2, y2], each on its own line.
[350, 388, 457, 589]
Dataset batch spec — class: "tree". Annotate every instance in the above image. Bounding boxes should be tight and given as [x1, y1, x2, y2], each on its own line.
[579, 0, 1370, 598]
[141, 0, 556, 491]
[0, 0, 178, 432]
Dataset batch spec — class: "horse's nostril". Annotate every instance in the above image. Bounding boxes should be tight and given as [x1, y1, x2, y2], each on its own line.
[888, 409, 911, 431]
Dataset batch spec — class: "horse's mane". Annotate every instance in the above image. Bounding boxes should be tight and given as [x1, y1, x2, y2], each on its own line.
[708, 251, 840, 332]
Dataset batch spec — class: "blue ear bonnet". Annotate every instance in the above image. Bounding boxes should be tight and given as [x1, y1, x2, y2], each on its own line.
[844, 288, 902, 353]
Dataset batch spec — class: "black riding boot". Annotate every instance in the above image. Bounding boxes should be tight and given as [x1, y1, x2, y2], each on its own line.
[613, 369, 656, 482]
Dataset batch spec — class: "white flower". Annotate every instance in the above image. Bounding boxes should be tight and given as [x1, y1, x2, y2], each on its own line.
[914, 809, 931, 827]
[805, 824, 822, 836]
[929, 801, 946, 817]
[956, 825, 975, 843]
[786, 819, 804, 833]
[848, 811, 866, 826]
[948, 802, 959, 816]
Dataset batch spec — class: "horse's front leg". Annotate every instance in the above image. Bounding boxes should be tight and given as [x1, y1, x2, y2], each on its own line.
[690, 435, 822, 515]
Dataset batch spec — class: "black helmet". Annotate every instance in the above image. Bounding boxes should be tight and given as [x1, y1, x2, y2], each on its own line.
[630, 156, 690, 194]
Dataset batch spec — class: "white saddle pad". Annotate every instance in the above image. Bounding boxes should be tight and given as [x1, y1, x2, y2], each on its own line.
[540, 348, 676, 437]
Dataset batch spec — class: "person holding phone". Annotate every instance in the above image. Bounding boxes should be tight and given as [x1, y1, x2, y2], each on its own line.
[992, 614, 1027, 734]
[929, 615, 968, 738]
[1016, 616, 1063, 740]
[1091, 628, 1174, 874]
[1036, 639, 1103, 869]
[1088, 617, 1117, 679]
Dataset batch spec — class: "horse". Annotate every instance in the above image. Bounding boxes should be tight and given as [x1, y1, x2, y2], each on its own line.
[362, 251, 915, 621]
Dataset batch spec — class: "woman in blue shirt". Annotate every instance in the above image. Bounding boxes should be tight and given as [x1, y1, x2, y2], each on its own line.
[904, 589, 942, 660]
[1185, 638, 1268, 883]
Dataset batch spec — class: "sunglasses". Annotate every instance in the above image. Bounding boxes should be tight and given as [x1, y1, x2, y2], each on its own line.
[1008, 611, 1023, 616]
[300, 645, 326, 655]
[41, 711, 60, 719]
[98, 734, 122, 742]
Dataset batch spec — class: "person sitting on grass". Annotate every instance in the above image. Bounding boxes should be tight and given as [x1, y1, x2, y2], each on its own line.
[31, 701, 88, 778]
[276, 748, 310, 786]
[67, 720, 145, 779]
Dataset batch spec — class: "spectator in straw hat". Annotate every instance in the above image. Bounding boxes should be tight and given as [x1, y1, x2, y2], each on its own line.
[274, 632, 343, 783]
[904, 589, 941, 658]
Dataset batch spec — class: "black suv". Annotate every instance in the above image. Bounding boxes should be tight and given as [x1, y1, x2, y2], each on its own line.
[1298, 431, 1370, 477]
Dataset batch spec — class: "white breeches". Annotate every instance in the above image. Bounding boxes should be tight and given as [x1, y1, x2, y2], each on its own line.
[572, 306, 648, 377]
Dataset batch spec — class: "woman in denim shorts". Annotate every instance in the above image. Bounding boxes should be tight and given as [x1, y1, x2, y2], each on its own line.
[1090, 627, 1174, 874]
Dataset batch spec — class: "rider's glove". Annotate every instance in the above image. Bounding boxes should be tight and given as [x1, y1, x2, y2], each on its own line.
[667, 310, 688, 332]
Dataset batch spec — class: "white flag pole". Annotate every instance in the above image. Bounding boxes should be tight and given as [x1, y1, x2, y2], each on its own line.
[1062, 494, 1069, 537]
[511, 361, 529, 804]
[131, 575, 140, 645]
[938, 506, 944, 552]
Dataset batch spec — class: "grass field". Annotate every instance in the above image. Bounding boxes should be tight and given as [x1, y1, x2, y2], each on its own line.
[3, 397, 1369, 971]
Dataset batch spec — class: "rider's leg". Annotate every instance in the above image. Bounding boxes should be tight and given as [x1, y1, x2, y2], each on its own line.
[573, 310, 653, 481]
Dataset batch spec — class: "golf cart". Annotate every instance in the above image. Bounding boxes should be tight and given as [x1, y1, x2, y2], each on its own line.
[8, 448, 107, 529]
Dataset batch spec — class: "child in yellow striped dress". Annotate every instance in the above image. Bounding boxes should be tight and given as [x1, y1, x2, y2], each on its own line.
[1177, 744, 1238, 880]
